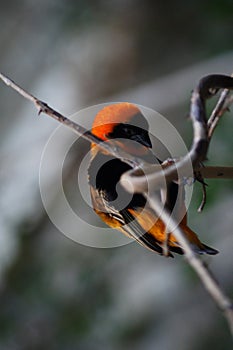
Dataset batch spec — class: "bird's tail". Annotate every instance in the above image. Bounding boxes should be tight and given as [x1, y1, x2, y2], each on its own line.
[179, 224, 218, 255]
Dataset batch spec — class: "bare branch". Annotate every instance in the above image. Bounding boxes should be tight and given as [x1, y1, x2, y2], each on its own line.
[0, 73, 37, 104]
[197, 182, 207, 213]
[121, 164, 233, 196]
[208, 73, 233, 139]
[0, 73, 144, 168]
[198, 165, 233, 179]
[122, 74, 233, 334]
[145, 192, 233, 334]
[122, 75, 233, 194]
[1, 71, 233, 335]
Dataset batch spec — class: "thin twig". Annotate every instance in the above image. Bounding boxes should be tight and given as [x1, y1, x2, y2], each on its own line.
[208, 73, 233, 139]
[121, 75, 233, 194]
[124, 74, 233, 334]
[0, 73, 37, 104]
[0, 73, 144, 168]
[1, 72, 233, 336]
[198, 181, 207, 213]
[1, 73, 233, 183]
[194, 165, 208, 213]
[145, 192, 233, 335]
[208, 89, 230, 139]
[198, 166, 233, 179]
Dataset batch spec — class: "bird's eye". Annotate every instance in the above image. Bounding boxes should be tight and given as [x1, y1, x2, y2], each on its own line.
[123, 126, 134, 136]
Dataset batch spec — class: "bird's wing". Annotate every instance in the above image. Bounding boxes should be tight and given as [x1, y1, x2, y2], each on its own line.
[90, 186, 173, 256]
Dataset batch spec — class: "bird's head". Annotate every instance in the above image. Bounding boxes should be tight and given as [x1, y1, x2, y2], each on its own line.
[91, 103, 152, 155]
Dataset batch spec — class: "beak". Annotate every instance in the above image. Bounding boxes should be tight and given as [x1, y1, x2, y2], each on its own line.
[132, 132, 152, 148]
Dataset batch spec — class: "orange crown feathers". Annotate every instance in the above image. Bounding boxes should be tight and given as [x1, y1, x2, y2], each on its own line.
[91, 103, 141, 141]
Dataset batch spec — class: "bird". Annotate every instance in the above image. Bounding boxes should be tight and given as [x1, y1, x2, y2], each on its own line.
[88, 102, 218, 257]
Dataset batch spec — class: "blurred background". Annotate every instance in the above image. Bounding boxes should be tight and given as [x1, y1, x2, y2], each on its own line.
[0, 0, 233, 349]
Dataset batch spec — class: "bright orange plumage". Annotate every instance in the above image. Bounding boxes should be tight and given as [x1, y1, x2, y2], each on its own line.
[88, 103, 218, 257]
[92, 103, 141, 140]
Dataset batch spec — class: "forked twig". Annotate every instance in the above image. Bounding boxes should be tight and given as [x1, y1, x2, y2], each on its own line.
[1, 72, 233, 336]
[208, 73, 233, 139]
[121, 75, 233, 193]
